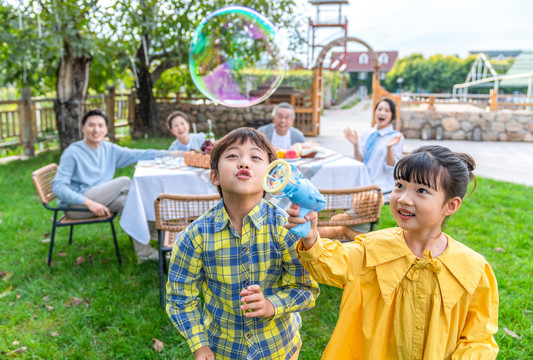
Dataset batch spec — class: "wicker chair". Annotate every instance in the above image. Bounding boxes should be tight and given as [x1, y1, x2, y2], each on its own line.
[317, 185, 383, 242]
[154, 193, 221, 306]
[31, 163, 121, 267]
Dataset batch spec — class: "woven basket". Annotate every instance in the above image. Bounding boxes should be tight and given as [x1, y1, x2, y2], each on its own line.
[184, 152, 210, 169]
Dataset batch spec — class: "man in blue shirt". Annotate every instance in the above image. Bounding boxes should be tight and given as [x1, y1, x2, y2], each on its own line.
[52, 109, 168, 262]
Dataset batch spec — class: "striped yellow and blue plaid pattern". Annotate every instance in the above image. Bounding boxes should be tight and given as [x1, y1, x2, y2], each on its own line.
[166, 198, 320, 360]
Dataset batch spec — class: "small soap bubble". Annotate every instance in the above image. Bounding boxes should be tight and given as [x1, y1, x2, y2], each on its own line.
[189, 6, 285, 107]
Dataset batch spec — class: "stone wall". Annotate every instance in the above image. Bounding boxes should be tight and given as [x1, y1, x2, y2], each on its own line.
[400, 109, 533, 142]
[138, 102, 275, 138]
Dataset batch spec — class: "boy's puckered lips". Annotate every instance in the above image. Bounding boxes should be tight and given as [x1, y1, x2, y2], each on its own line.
[237, 169, 251, 179]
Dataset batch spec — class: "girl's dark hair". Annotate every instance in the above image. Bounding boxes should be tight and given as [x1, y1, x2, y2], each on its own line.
[210, 127, 277, 197]
[394, 145, 476, 200]
[82, 109, 108, 126]
[375, 98, 396, 122]
[167, 111, 189, 128]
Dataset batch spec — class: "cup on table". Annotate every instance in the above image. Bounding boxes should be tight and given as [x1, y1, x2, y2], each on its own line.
[155, 155, 164, 165]
[175, 155, 185, 167]
[170, 154, 185, 167]
[163, 155, 173, 166]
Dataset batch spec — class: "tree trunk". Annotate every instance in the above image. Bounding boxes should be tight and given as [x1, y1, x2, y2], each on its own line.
[132, 36, 161, 137]
[54, 43, 92, 153]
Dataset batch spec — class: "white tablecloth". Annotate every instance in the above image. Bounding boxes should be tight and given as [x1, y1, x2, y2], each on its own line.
[120, 149, 371, 244]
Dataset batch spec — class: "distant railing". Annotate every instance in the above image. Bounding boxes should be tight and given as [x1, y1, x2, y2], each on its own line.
[1, 86, 346, 154]
[400, 91, 533, 111]
[0, 89, 219, 154]
[0, 100, 21, 145]
[33, 99, 56, 137]
[401, 93, 490, 109]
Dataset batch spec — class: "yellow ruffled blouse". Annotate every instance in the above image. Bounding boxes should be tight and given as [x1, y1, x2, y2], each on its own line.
[297, 227, 499, 360]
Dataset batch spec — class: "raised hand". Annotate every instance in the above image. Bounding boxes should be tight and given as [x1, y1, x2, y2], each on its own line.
[387, 134, 403, 148]
[343, 128, 359, 145]
[240, 285, 275, 318]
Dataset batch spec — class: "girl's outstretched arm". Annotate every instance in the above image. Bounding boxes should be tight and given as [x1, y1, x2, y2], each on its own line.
[287, 203, 365, 288]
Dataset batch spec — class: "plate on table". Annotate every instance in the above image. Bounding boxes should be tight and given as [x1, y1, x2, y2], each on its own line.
[284, 157, 301, 162]
[310, 151, 328, 159]
[300, 151, 319, 159]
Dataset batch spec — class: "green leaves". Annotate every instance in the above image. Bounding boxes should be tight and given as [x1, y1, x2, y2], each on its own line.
[2, 0, 300, 96]
[385, 53, 476, 93]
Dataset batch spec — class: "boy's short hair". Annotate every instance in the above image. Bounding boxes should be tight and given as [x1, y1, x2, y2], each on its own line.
[82, 109, 108, 126]
[167, 110, 189, 128]
[210, 127, 278, 197]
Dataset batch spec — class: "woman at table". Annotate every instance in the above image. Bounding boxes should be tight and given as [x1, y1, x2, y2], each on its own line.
[343, 98, 404, 200]
[167, 111, 206, 152]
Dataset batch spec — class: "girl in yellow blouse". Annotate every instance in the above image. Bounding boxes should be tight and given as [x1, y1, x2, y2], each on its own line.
[286, 145, 499, 360]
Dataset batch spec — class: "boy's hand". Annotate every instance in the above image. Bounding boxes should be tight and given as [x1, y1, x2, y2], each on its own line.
[285, 204, 318, 250]
[193, 345, 214, 360]
[240, 285, 275, 318]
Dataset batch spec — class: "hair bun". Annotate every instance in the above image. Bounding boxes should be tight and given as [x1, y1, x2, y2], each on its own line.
[456, 152, 475, 170]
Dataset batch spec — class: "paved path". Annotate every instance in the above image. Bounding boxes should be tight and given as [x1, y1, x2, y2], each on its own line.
[308, 98, 533, 186]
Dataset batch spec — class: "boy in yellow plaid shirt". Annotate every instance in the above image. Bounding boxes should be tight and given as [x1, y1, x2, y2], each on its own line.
[166, 128, 320, 360]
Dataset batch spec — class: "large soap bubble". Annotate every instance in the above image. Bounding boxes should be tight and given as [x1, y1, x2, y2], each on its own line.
[189, 6, 285, 107]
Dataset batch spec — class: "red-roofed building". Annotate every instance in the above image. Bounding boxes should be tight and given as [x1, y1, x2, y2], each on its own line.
[330, 51, 398, 96]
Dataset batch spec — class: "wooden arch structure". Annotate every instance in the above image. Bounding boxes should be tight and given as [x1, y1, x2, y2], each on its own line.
[307, 36, 401, 135]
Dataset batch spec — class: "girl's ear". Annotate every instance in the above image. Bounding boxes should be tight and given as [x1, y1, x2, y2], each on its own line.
[210, 170, 220, 187]
[444, 196, 462, 217]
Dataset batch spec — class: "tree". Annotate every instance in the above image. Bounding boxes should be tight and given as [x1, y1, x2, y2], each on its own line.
[385, 53, 475, 93]
[0, 2, 58, 95]
[1, 1, 118, 152]
[109, 0, 302, 137]
[1, 1, 304, 148]
[43, 1, 118, 151]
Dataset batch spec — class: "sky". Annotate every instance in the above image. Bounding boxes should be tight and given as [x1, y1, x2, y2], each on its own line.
[296, 0, 533, 62]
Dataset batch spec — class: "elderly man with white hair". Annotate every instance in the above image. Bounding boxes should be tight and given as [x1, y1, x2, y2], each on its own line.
[257, 102, 305, 149]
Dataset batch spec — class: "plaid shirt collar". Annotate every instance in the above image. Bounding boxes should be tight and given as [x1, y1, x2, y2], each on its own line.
[213, 198, 267, 233]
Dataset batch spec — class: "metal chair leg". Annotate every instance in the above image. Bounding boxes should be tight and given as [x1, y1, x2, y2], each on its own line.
[68, 225, 74, 245]
[109, 219, 121, 266]
[158, 230, 165, 306]
[163, 252, 169, 274]
[48, 213, 59, 267]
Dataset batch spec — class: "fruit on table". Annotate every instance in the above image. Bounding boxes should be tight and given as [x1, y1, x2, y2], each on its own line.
[200, 140, 215, 155]
[285, 149, 300, 159]
[276, 149, 286, 158]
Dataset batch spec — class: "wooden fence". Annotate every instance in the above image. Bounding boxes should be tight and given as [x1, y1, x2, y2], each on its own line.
[10, 87, 526, 154]
[0, 91, 134, 154]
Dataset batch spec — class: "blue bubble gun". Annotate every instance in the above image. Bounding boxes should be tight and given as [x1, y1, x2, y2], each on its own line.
[262, 159, 326, 238]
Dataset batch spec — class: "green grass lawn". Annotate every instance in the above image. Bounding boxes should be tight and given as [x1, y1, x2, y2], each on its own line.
[340, 98, 361, 110]
[1, 138, 531, 359]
